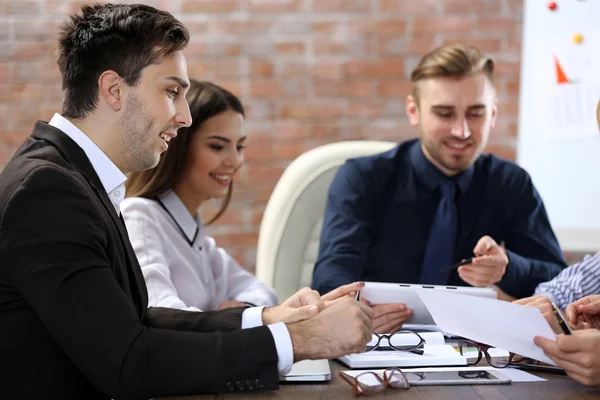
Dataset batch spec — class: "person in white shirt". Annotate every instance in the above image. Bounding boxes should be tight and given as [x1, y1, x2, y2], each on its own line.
[122, 80, 276, 311]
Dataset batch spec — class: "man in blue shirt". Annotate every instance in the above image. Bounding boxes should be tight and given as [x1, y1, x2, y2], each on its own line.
[312, 44, 567, 333]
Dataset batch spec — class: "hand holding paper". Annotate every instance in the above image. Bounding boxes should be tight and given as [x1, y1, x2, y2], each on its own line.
[413, 288, 557, 365]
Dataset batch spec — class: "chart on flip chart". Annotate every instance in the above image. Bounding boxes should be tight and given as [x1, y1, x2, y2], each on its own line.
[517, 0, 600, 251]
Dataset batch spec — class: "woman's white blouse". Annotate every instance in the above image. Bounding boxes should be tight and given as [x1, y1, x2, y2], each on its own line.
[121, 190, 278, 311]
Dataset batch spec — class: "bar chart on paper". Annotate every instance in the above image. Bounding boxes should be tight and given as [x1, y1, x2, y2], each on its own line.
[518, 0, 600, 251]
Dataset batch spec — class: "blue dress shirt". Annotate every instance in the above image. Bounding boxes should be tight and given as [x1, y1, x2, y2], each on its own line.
[311, 139, 567, 298]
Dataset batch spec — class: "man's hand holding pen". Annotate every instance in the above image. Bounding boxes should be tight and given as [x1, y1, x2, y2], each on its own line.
[454, 235, 509, 288]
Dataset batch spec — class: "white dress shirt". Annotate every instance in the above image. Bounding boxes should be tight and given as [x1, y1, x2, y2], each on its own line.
[121, 190, 292, 374]
[48, 114, 293, 374]
[49, 113, 126, 215]
[121, 190, 278, 310]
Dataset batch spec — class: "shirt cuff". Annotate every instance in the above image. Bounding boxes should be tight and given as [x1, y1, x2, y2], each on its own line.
[267, 322, 294, 375]
[240, 307, 294, 375]
[534, 290, 562, 309]
[241, 306, 265, 329]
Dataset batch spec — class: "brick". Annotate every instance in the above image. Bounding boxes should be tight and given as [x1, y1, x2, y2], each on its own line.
[313, 38, 347, 55]
[187, 59, 241, 78]
[441, 38, 502, 53]
[273, 120, 310, 139]
[311, 61, 344, 80]
[494, 60, 521, 77]
[280, 102, 343, 119]
[311, 21, 343, 35]
[250, 59, 274, 77]
[244, 100, 276, 119]
[378, 80, 413, 97]
[280, 79, 310, 97]
[310, 122, 344, 140]
[345, 58, 404, 78]
[10, 1, 41, 15]
[45, 0, 95, 14]
[379, 0, 437, 14]
[183, 42, 209, 57]
[346, 100, 390, 118]
[249, 80, 282, 97]
[278, 61, 310, 77]
[494, 118, 519, 137]
[218, 80, 243, 97]
[211, 19, 273, 35]
[443, 0, 502, 14]
[14, 21, 59, 41]
[245, 163, 285, 184]
[183, 21, 210, 35]
[276, 41, 305, 55]
[210, 231, 259, 247]
[12, 42, 52, 60]
[350, 19, 406, 35]
[497, 98, 519, 116]
[248, 0, 306, 13]
[312, 0, 372, 13]
[504, 79, 520, 96]
[42, 84, 62, 102]
[360, 119, 416, 140]
[476, 18, 519, 34]
[243, 135, 275, 161]
[414, 16, 474, 33]
[182, 0, 240, 13]
[314, 79, 378, 97]
[380, 36, 438, 56]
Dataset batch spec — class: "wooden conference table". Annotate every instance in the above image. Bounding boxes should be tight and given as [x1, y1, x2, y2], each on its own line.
[162, 360, 600, 400]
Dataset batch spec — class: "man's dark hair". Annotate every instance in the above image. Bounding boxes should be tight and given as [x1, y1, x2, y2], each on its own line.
[57, 3, 190, 119]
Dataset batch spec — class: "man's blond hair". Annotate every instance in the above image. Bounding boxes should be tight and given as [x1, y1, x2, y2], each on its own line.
[411, 44, 495, 104]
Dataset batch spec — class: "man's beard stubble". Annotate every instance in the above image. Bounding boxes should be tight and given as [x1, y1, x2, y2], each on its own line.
[119, 92, 159, 173]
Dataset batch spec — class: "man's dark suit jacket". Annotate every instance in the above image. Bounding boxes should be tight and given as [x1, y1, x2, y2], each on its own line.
[0, 122, 279, 399]
[312, 139, 567, 298]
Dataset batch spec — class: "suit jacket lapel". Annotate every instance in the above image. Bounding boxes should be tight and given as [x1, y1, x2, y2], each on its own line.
[31, 122, 149, 315]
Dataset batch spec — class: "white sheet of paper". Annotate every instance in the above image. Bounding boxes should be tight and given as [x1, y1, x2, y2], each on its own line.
[413, 288, 557, 365]
[342, 366, 546, 383]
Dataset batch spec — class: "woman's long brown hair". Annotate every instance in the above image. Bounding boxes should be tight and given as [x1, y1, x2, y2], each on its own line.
[125, 79, 245, 225]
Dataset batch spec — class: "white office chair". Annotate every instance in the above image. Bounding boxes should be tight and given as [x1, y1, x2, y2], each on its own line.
[256, 140, 397, 300]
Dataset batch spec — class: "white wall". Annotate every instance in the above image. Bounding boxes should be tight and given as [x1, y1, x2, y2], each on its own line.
[517, 0, 600, 251]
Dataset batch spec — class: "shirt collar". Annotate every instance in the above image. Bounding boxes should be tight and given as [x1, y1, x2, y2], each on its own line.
[48, 113, 127, 197]
[409, 139, 474, 195]
[157, 189, 200, 243]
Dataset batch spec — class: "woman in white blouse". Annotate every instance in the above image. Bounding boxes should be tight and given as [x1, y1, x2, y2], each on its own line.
[122, 80, 277, 311]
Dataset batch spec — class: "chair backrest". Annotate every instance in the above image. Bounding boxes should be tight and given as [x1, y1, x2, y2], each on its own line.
[256, 140, 397, 300]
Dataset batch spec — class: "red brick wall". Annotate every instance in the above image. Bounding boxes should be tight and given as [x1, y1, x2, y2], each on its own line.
[5, 0, 581, 273]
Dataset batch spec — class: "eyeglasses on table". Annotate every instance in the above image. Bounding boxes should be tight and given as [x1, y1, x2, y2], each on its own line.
[339, 367, 410, 397]
[458, 341, 541, 368]
[366, 329, 426, 355]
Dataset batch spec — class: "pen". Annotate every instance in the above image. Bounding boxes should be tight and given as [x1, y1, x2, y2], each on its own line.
[355, 290, 361, 302]
[445, 257, 475, 271]
[550, 300, 572, 335]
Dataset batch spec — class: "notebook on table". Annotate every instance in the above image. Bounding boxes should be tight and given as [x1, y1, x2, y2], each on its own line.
[280, 359, 331, 382]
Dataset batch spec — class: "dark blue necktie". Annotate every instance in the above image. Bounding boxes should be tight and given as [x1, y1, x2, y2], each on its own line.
[419, 180, 457, 285]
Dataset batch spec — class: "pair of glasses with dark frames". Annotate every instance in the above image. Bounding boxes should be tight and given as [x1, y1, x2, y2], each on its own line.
[458, 341, 541, 368]
[366, 330, 426, 355]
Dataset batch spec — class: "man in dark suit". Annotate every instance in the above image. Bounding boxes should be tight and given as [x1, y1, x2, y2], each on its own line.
[0, 4, 373, 399]
[312, 44, 566, 333]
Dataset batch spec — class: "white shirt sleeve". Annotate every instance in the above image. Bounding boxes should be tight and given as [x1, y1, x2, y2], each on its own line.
[535, 252, 600, 309]
[121, 200, 201, 312]
[204, 235, 278, 307]
[241, 306, 294, 375]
